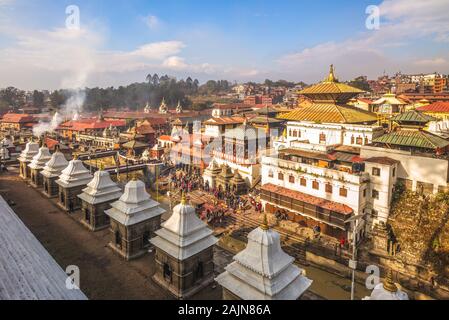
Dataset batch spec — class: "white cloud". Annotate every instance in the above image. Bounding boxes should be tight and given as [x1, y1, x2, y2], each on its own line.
[277, 0, 449, 81]
[143, 15, 160, 30]
[414, 58, 447, 66]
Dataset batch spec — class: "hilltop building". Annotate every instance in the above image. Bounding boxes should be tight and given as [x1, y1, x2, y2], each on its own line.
[150, 194, 217, 299]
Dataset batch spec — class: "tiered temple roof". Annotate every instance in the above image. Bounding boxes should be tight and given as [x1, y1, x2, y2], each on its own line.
[78, 169, 122, 205]
[105, 178, 165, 226]
[28, 146, 52, 170]
[41, 150, 69, 178]
[150, 195, 217, 260]
[17, 141, 39, 163]
[215, 215, 312, 300]
[373, 110, 449, 150]
[280, 65, 377, 124]
[56, 158, 93, 188]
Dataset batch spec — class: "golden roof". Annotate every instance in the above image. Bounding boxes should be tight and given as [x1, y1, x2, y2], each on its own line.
[300, 65, 365, 97]
[280, 103, 378, 124]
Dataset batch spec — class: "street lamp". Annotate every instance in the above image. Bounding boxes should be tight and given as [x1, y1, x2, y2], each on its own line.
[345, 214, 364, 301]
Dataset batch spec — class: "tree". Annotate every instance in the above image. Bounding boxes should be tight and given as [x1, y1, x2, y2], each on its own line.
[348, 76, 371, 92]
[32, 90, 45, 107]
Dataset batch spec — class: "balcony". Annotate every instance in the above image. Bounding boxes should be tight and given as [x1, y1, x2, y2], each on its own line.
[262, 156, 370, 185]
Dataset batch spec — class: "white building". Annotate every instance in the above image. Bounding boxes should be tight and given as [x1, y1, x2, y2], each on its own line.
[363, 269, 409, 300]
[215, 216, 312, 300]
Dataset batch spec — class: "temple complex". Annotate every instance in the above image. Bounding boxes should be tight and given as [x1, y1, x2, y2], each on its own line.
[40, 147, 69, 198]
[105, 177, 165, 260]
[56, 156, 93, 212]
[215, 215, 312, 300]
[18, 140, 39, 179]
[150, 194, 218, 299]
[78, 165, 122, 231]
[28, 144, 52, 188]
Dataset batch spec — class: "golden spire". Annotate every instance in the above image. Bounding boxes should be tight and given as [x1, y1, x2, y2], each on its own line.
[260, 212, 269, 231]
[282, 127, 287, 138]
[181, 192, 187, 205]
[383, 269, 398, 292]
[72, 153, 79, 160]
[99, 162, 105, 171]
[131, 171, 138, 181]
[325, 64, 337, 83]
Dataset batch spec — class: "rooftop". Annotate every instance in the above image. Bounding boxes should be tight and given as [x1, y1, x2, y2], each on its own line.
[417, 102, 449, 113]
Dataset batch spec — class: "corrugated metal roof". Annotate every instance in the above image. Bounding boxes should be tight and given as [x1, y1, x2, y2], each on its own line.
[373, 129, 449, 149]
[0, 197, 87, 300]
[300, 82, 364, 95]
[279, 103, 378, 124]
[417, 102, 449, 113]
[391, 110, 437, 123]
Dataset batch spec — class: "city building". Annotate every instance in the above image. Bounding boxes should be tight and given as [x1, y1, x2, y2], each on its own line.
[78, 166, 122, 231]
[105, 177, 165, 260]
[150, 194, 217, 299]
[0, 113, 36, 131]
[215, 215, 312, 300]
[56, 156, 93, 212]
[41, 146, 69, 198]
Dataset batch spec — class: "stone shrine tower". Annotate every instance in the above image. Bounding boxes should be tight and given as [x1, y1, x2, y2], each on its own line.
[215, 215, 312, 300]
[56, 156, 93, 212]
[150, 194, 218, 299]
[18, 140, 39, 179]
[78, 165, 122, 231]
[105, 177, 165, 260]
[41, 147, 69, 198]
[363, 269, 409, 300]
[28, 145, 52, 188]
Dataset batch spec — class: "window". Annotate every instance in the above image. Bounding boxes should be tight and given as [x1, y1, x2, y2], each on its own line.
[372, 189, 379, 199]
[339, 187, 348, 197]
[300, 177, 307, 187]
[278, 172, 284, 181]
[319, 133, 326, 144]
[372, 209, 378, 218]
[163, 263, 172, 282]
[351, 136, 355, 144]
[142, 231, 150, 246]
[312, 181, 319, 190]
[115, 231, 122, 248]
[356, 137, 363, 145]
[293, 130, 298, 137]
[392, 167, 396, 177]
[325, 184, 333, 194]
[364, 137, 369, 145]
[363, 189, 367, 198]
[268, 170, 274, 178]
[194, 262, 204, 281]
[289, 175, 295, 183]
[372, 167, 381, 176]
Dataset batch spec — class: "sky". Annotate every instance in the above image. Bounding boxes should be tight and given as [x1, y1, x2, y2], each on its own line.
[0, 0, 449, 90]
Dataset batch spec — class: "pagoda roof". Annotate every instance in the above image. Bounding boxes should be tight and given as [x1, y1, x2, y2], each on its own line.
[372, 93, 407, 106]
[279, 103, 378, 124]
[150, 197, 217, 260]
[78, 170, 122, 205]
[299, 65, 364, 100]
[105, 179, 165, 226]
[121, 140, 148, 149]
[372, 129, 449, 149]
[41, 151, 69, 178]
[391, 110, 437, 123]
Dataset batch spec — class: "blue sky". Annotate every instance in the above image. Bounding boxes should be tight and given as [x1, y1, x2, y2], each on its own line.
[1, 0, 448, 89]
